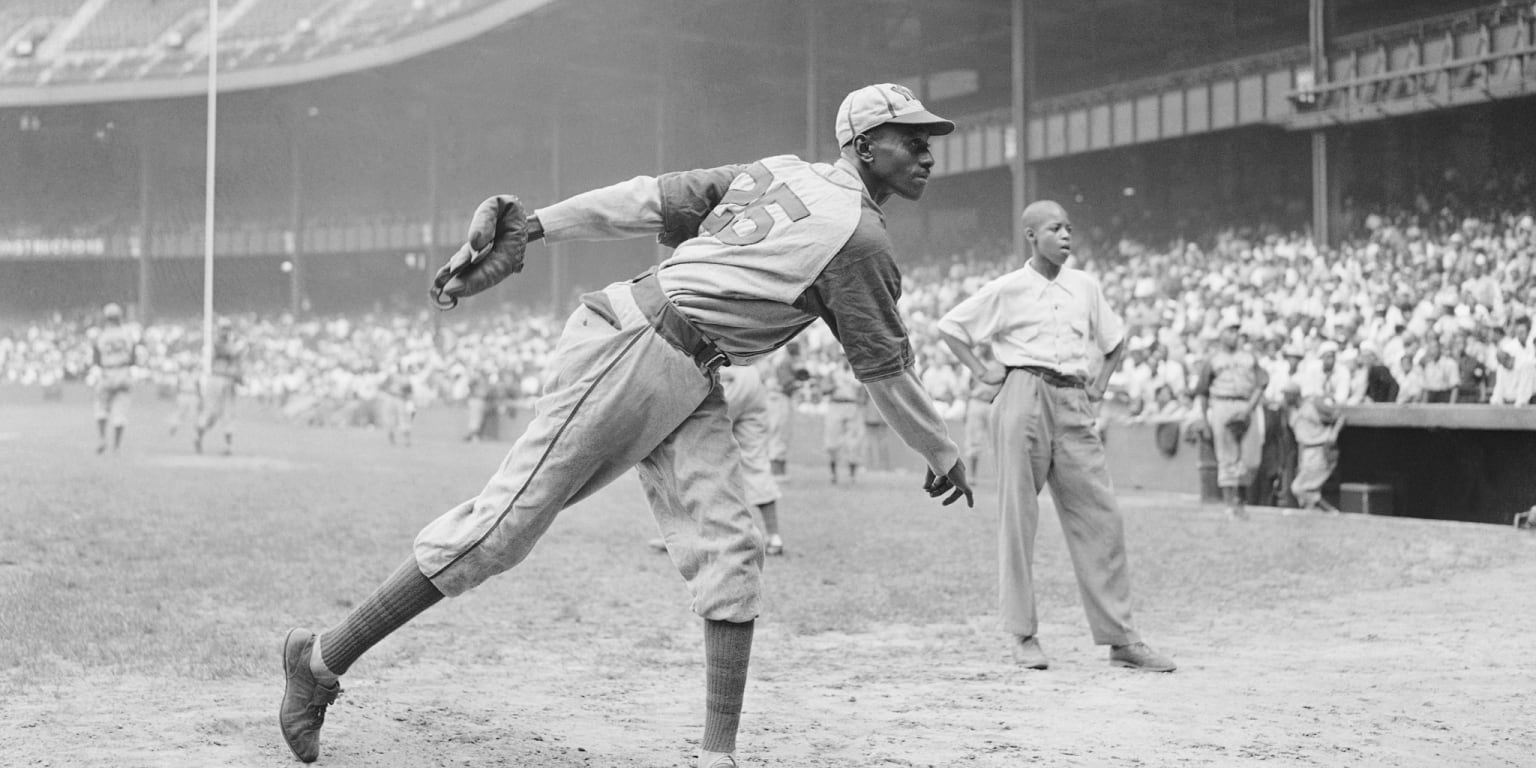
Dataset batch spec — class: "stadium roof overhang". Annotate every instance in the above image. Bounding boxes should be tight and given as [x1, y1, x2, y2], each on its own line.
[0, 0, 1332, 110]
[0, 0, 562, 108]
[0, 0, 1472, 113]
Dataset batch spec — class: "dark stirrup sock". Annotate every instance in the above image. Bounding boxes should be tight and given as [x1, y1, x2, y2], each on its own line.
[701, 618, 755, 753]
[318, 555, 444, 676]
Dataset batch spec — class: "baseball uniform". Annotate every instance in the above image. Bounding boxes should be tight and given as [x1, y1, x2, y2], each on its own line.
[821, 360, 867, 482]
[197, 328, 244, 453]
[414, 155, 960, 613]
[281, 83, 967, 768]
[720, 364, 781, 509]
[92, 323, 137, 430]
[1196, 346, 1266, 491]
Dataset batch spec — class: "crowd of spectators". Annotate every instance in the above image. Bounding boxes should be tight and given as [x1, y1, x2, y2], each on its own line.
[4, 198, 1536, 433]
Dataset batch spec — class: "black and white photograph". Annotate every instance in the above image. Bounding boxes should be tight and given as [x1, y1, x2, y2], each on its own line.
[2, 1, 1535, 766]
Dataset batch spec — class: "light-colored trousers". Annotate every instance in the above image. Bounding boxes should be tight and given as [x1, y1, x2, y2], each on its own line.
[994, 370, 1139, 646]
[1291, 443, 1338, 506]
[763, 389, 792, 465]
[823, 401, 866, 466]
[413, 282, 764, 622]
[198, 374, 238, 435]
[94, 376, 131, 427]
[1208, 397, 1264, 488]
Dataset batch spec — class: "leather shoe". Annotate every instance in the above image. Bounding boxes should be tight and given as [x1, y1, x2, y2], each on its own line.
[1109, 641, 1176, 672]
[1008, 634, 1049, 669]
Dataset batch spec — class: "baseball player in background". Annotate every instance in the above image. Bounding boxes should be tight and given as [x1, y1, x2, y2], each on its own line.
[821, 358, 867, 484]
[961, 345, 1000, 478]
[651, 364, 786, 556]
[378, 368, 416, 446]
[766, 341, 809, 476]
[1194, 316, 1269, 520]
[167, 354, 202, 438]
[1283, 382, 1343, 512]
[279, 83, 974, 768]
[89, 302, 139, 454]
[937, 200, 1175, 673]
[195, 317, 245, 456]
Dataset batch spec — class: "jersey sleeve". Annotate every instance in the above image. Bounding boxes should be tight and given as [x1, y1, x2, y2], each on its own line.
[534, 165, 746, 247]
[795, 219, 912, 383]
[656, 165, 749, 248]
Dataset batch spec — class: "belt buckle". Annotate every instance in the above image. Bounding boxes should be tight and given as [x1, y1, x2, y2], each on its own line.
[703, 350, 728, 371]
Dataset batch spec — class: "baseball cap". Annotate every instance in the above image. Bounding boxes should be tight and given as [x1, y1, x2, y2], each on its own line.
[835, 83, 955, 147]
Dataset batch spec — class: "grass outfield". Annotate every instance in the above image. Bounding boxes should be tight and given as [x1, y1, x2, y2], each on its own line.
[2, 383, 1534, 767]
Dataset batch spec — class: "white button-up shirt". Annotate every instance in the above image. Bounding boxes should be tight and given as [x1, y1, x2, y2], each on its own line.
[936, 264, 1124, 380]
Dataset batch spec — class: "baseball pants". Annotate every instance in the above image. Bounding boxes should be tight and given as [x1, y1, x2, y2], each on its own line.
[993, 370, 1139, 646]
[726, 388, 781, 507]
[93, 376, 131, 427]
[763, 389, 791, 466]
[199, 374, 238, 435]
[1291, 443, 1338, 507]
[413, 280, 764, 622]
[1208, 398, 1264, 488]
[822, 401, 865, 465]
[963, 398, 993, 463]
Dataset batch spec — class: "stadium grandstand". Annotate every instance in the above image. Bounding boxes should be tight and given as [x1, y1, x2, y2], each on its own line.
[2, 0, 1530, 316]
[3, 0, 1536, 522]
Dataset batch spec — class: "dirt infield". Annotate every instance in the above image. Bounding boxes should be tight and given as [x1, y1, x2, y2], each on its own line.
[2, 387, 1534, 767]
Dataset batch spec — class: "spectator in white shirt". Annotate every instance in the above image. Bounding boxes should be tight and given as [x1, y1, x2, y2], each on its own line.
[1489, 339, 1536, 405]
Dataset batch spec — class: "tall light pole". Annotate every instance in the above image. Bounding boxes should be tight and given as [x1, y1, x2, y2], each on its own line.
[201, 0, 219, 377]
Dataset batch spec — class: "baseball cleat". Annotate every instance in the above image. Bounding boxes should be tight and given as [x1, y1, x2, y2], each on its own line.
[764, 535, 784, 556]
[1008, 634, 1049, 669]
[280, 628, 342, 763]
[698, 752, 737, 768]
[1109, 642, 1176, 672]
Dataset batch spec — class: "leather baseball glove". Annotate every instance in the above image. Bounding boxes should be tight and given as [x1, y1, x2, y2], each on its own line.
[430, 195, 529, 310]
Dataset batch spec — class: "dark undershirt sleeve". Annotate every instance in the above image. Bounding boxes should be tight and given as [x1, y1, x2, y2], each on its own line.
[795, 227, 912, 383]
[655, 165, 749, 248]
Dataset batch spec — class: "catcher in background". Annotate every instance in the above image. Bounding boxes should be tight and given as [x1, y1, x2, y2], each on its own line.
[278, 83, 972, 768]
[195, 317, 245, 456]
[90, 302, 140, 454]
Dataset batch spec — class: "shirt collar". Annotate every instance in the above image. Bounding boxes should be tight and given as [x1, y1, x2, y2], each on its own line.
[1017, 261, 1077, 296]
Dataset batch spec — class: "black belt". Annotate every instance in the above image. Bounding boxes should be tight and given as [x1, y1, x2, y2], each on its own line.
[1211, 395, 1249, 401]
[630, 271, 730, 372]
[1007, 365, 1085, 389]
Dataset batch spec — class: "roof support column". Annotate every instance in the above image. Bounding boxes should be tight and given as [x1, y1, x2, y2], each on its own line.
[1010, 0, 1034, 259]
[136, 111, 154, 324]
[1309, 0, 1338, 248]
[805, 3, 818, 161]
[549, 109, 563, 314]
[288, 102, 306, 317]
